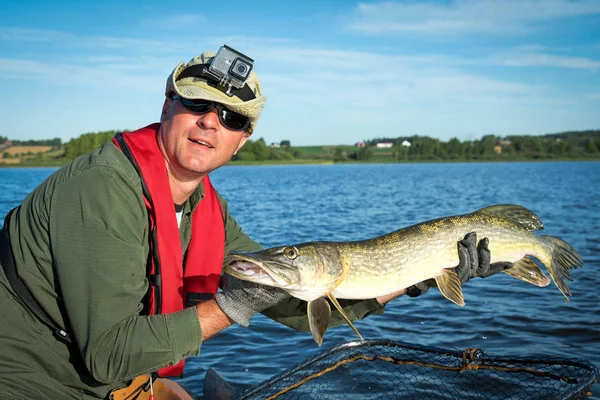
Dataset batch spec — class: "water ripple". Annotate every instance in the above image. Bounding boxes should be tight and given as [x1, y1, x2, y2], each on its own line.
[3, 162, 599, 397]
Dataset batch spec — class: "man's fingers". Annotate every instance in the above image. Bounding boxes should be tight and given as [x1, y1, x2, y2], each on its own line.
[460, 232, 479, 278]
[460, 232, 477, 248]
[476, 237, 491, 276]
[457, 243, 471, 268]
[483, 262, 513, 277]
[458, 233, 477, 263]
[477, 236, 490, 253]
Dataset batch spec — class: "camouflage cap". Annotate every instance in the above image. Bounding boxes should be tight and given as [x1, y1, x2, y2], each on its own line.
[165, 51, 267, 134]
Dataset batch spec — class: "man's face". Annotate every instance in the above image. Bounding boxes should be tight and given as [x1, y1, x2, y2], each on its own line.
[158, 96, 249, 179]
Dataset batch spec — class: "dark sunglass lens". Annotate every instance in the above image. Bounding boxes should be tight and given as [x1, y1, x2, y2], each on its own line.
[180, 98, 213, 114]
[177, 96, 249, 130]
[220, 109, 250, 131]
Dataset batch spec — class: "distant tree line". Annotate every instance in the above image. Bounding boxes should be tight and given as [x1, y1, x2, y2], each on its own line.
[13, 138, 62, 147]
[233, 138, 299, 161]
[60, 131, 300, 162]
[62, 130, 122, 160]
[53, 129, 600, 162]
[365, 130, 600, 161]
[0, 136, 62, 147]
[6, 129, 599, 164]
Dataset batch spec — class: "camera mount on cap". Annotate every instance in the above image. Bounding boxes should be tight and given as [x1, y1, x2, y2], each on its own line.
[203, 45, 254, 97]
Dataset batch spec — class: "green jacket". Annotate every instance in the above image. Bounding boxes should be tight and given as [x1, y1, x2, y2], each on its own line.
[0, 141, 384, 399]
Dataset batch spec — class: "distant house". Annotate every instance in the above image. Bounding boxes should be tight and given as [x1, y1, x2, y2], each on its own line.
[401, 140, 411, 147]
[270, 142, 280, 148]
[495, 139, 512, 154]
[355, 142, 366, 148]
[4, 140, 12, 147]
[376, 142, 393, 148]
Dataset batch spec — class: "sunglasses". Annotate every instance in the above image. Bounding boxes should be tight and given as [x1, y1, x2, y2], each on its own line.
[171, 95, 250, 131]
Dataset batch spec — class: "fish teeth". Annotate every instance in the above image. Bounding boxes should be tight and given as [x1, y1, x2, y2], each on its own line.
[232, 261, 260, 275]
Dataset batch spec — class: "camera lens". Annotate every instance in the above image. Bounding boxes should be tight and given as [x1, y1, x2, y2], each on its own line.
[235, 63, 249, 76]
[229, 58, 252, 81]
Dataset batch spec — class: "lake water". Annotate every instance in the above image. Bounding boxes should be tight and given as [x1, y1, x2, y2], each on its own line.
[1, 162, 599, 399]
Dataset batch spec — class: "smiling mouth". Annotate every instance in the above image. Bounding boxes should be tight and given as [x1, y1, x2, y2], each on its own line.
[189, 138, 214, 149]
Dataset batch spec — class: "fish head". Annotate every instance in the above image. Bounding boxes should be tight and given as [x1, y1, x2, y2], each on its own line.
[226, 242, 344, 301]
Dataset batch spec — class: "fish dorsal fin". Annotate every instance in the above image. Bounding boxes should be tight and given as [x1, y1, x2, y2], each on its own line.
[475, 204, 544, 231]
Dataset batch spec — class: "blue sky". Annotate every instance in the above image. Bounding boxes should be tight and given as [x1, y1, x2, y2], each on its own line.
[1, 0, 599, 146]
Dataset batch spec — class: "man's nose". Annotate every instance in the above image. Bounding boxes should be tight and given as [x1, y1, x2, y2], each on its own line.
[196, 109, 220, 130]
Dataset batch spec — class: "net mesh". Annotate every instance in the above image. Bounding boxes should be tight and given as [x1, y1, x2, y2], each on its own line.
[234, 340, 599, 400]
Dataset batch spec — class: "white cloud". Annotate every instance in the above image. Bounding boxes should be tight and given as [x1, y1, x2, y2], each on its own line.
[0, 57, 164, 93]
[500, 52, 600, 70]
[1, 24, 597, 144]
[0, 36, 545, 107]
[348, 0, 600, 35]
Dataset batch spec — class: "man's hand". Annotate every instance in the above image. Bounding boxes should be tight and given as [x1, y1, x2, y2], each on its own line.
[455, 232, 513, 282]
[405, 232, 513, 298]
[214, 275, 290, 327]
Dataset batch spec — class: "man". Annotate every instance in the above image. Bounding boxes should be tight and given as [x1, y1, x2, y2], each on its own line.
[0, 46, 510, 399]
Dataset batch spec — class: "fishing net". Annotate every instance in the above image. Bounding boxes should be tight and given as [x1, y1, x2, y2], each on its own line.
[233, 339, 599, 400]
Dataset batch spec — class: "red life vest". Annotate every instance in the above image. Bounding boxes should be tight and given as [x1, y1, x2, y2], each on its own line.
[113, 124, 224, 377]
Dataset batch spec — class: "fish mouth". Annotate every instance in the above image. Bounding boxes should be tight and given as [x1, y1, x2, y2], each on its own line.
[227, 253, 296, 288]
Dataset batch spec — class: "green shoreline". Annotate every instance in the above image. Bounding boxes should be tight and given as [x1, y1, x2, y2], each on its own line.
[2, 156, 598, 169]
[3, 129, 598, 168]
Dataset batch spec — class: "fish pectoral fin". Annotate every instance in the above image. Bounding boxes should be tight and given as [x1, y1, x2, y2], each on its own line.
[327, 294, 365, 342]
[434, 269, 465, 306]
[308, 298, 331, 346]
[503, 257, 551, 287]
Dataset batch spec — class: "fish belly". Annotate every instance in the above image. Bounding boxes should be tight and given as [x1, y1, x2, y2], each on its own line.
[330, 221, 549, 300]
[331, 256, 447, 299]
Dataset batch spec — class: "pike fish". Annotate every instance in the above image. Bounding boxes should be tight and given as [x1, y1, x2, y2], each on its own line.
[226, 205, 583, 345]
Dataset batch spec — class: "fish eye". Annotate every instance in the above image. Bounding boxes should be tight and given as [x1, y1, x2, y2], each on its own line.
[283, 246, 298, 260]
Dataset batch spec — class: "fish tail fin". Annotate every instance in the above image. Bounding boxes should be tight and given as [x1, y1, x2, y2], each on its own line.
[503, 257, 551, 287]
[435, 269, 464, 306]
[541, 235, 584, 301]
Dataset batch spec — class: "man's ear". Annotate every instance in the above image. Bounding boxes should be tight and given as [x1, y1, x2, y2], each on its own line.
[233, 133, 251, 155]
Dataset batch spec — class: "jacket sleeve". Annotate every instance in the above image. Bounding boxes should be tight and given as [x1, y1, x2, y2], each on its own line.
[49, 165, 201, 383]
[219, 196, 386, 332]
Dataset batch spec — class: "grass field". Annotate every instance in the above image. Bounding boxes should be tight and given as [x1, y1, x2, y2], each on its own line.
[0, 145, 56, 164]
[0, 158, 20, 164]
[1, 145, 52, 155]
